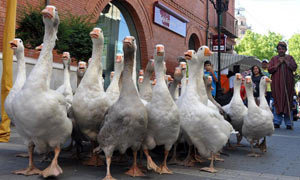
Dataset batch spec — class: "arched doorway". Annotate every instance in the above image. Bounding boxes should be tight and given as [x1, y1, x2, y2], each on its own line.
[188, 33, 200, 51]
[97, 1, 140, 89]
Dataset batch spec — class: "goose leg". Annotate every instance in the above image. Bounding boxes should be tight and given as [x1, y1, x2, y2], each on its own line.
[247, 140, 260, 157]
[103, 156, 116, 180]
[200, 152, 217, 173]
[168, 143, 180, 165]
[158, 150, 173, 174]
[181, 145, 195, 166]
[125, 151, 145, 177]
[143, 149, 159, 173]
[13, 144, 41, 176]
[83, 142, 104, 166]
[194, 147, 206, 163]
[259, 137, 267, 152]
[41, 147, 63, 178]
[208, 153, 224, 162]
[236, 133, 245, 147]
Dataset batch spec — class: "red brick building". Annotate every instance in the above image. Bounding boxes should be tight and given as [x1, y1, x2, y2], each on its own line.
[0, 0, 237, 86]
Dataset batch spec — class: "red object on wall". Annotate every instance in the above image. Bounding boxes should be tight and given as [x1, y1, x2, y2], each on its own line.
[212, 34, 227, 52]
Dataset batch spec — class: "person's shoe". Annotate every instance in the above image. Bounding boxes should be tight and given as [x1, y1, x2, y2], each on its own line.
[274, 124, 280, 128]
[286, 125, 293, 130]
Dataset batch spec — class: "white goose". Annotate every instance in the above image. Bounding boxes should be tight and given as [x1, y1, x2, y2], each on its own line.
[72, 27, 110, 166]
[12, 6, 72, 178]
[56, 52, 73, 109]
[242, 76, 274, 157]
[177, 47, 233, 173]
[143, 44, 180, 174]
[222, 73, 247, 146]
[4, 39, 26, 125]
[97, 36, 147, 180]
[106, 53, 124, 104]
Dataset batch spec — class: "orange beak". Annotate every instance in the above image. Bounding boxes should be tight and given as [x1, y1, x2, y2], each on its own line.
[41, 6, 54, 19]
[90, 28, 101, 39]
[116, 54, 123, 63]
[184, 50, 194, 60]
[236, 73, 242, 80]
[78, 62, 86, 69]
[156, 44, 164, 56]
[110, 71, 115, 79]
[123, 36, 133, 46]
[175, 67, 181, 75]
[138, 76, 144, 83]
[246, 77, 251, 84]
[180, 62, 187, 70]
[266, 77, 272, 83]
[139, 69, 144, 76]
[62, 52, 70, 60]
[166, 75, 173, 82]
[9, 39, 18, 49]
[204, 47, 213, 56]
[35, 44, 43, 51]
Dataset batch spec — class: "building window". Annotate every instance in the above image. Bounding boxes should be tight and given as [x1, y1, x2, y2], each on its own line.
[188, 34, 200, 51]
[97, 2, 140, 89]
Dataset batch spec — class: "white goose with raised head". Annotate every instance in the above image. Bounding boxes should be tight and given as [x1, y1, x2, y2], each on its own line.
[143, 44, 180, 174]
[12, 6, 72, 178]
[97, 36, 148, 180]
[72, 27, 110, 166]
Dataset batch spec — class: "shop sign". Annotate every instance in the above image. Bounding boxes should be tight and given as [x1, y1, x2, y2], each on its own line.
[212, 34, 227, 52]
[154, 3, 187, 37]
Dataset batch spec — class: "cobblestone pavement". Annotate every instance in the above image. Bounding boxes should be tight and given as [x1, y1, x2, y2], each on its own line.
[1, 121, 300, 180]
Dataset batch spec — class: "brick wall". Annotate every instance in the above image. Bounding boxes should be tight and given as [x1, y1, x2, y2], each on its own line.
[0, 0, 236, 72]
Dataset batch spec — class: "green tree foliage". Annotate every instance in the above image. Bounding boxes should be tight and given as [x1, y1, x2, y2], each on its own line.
[288, 34, 300, 81]
[235, 30, 283, 60]
[16, 4, 95, 62]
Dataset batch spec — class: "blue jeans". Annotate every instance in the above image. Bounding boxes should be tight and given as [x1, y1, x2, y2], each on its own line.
[273, 107, 292, 126]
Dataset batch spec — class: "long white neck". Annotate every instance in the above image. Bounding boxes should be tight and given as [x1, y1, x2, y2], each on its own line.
[132, 49, 137, 90]
[154, 57, 166, 87]
[169, 80, 179, 100]
[120, 50, 139, 98]
[23, 22, 57, 90]
[197, 60, 207, 105]
[63, 62, 72, 93]
[181, 70, 187, 96]
[12, 51, 26, 91]
[79, 40, 104, 91]
[259, 82, 269, 109]
[233, 79, 242, 98]
[246, 84, 257, 109]
[184, 61, 198, 97]
[106, 64, 122, 92]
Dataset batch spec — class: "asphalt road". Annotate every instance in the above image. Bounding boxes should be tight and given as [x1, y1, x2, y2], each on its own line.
[1, 121, 300, 180]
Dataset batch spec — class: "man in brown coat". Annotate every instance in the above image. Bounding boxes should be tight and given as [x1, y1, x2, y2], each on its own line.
[268, 42, 297, 129]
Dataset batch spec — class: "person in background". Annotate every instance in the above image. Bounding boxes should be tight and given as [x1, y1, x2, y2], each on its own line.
[204, 60, 218, 97]
[261, 59, 272, 106]
[269, 41, 297, 130]
[240, 78, 247, 105]
[251, 65, 263, 105]
[228, 70, 235, 93]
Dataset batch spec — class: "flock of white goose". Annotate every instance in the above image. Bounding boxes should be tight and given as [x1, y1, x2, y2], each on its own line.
[5, 5, 275, 180]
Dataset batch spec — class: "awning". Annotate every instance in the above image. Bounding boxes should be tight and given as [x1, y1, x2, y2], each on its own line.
[205, 53, 262, 73]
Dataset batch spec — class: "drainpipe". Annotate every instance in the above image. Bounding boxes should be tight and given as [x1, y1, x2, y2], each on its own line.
[45, 0, 50, 5]
[206, 0, 209, 46]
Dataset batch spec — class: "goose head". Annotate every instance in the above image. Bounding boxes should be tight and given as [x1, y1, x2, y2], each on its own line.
[234, 73, 242, 86]
[123, 36, 136, 57]
[41, 5, 59, 31]
[145, 59, 155, 73]
[180, 61, 187, 70]
[154, 44, 165, 63]
[174, 67, 183, 82]
[184, 49, 197, 66]
[110, 71, 115, 81]
[138, 75, 144, 83]
[260, 76, 271, 89]
[90, 27, 104, 46]
[62, 52, 71, 69]
[9, 38, 24, 54]
[77, 61, 87, 77]
[204, 75, 213, 90]
[195, 45, 213, 62]
[115, 53, 124, 71]
[245, 76, 253, 90]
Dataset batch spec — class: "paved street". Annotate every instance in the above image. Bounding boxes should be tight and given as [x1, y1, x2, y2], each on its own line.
[1, 122, 300, 180]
